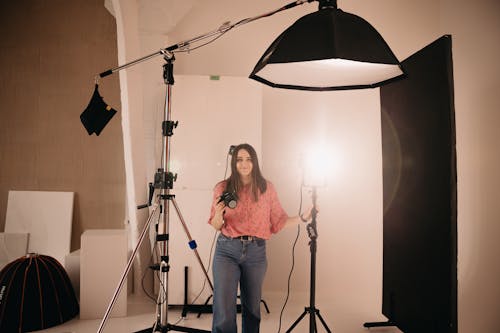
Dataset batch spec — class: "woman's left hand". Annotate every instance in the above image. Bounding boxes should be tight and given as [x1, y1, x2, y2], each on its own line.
[300, 205, 318, 222]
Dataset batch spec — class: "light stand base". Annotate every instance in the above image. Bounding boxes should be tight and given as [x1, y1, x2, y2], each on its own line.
[286, 306, 332, 333]
[135, 324, 210, 333]
[363, 320, 396, 328]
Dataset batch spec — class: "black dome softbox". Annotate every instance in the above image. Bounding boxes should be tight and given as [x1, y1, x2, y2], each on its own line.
[0, 254, 79, 332]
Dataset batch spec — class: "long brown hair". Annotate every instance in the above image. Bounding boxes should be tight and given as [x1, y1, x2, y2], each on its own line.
[226, 143, 267, 201]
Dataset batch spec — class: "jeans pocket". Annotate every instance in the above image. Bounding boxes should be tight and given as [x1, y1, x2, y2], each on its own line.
[217, 234, 230, 242]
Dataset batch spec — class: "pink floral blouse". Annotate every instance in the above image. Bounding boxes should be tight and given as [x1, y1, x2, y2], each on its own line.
[208, 180, 288, 240]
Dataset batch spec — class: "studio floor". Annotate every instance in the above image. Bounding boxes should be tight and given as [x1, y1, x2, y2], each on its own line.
[32, 292, 400, 333]
[32, 293, 304, 333]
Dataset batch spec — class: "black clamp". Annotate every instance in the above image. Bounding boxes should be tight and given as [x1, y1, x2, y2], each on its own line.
[162, 120, 178, 137]
[154, 169, 177, 189]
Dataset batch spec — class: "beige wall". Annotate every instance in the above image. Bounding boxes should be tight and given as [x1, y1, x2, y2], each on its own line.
[441, 1, 500, 332]
[0, 0, 125, 250]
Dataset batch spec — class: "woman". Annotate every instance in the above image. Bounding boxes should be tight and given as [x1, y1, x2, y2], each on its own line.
[208, 143, 312, 333]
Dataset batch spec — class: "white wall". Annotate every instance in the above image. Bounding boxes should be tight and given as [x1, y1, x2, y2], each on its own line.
[110, 0, 500, 332]
[165, 75, 262, 303]
[262, 87, 384, 327]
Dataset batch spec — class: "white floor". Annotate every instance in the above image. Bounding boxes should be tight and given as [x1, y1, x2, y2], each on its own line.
[32, 292, 401, 333]
[31, 293, 302, 333]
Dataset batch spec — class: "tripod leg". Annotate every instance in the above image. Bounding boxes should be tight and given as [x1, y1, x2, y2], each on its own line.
[97, 201, 161, 333]
[316, 309, 332, 333]
[167, 324, 212, 333]
[171, 198, 214, 291]
[260, 298, 270, 314]
[197, 294, 213, 318]
[286, 308, 308, 333]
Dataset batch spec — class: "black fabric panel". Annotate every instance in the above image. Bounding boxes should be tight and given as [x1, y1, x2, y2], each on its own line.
[380, 35, 457, 333]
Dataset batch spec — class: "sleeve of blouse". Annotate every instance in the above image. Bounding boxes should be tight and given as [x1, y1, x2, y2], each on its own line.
[268, 182, 289, 234]
[207, 181, 225, 225]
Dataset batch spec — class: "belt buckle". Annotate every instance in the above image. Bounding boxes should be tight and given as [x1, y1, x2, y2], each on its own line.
[240, 235, 253, 241]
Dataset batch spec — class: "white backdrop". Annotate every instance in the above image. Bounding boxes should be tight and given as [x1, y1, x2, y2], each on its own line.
[157, 75, 263, 304]
[262, 86, 384, 326]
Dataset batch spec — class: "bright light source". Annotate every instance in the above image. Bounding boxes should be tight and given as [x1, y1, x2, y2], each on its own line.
[257, 59, 403, 88]
[301, 144, 334, 187]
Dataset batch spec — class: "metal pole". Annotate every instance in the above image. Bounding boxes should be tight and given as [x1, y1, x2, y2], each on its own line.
[158, 57, 174, 329]
[96, 0, 309, 80]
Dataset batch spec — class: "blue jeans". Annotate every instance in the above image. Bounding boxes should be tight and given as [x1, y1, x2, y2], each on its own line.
[212, 234, 267, 333]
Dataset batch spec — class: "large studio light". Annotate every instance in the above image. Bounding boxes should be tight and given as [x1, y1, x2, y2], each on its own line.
[249, 0, 405, 91]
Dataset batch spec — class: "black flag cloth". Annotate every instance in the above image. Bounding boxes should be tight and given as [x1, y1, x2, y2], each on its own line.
[80, 84, 117, 135]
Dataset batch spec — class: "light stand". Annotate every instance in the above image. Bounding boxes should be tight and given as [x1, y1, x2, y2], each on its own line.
[286, 186, 332, 333]
[97, 52, 212, 333]
[142, 53, 215, 333]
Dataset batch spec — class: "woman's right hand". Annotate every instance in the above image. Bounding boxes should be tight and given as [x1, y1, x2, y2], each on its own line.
[211, 201, 226, 230]
[214, 201, 226, 218]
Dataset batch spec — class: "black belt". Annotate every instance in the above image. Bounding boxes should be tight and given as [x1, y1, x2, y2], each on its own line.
[238, 235, 255, 241]
[226, 235, 257, 241]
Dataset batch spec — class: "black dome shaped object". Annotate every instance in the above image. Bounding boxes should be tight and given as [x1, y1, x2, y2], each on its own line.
[0, 254, 79, 332]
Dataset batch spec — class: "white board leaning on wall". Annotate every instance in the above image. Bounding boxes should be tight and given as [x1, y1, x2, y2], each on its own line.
[4, 191, 74, 266]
